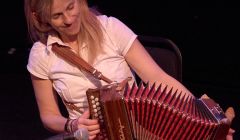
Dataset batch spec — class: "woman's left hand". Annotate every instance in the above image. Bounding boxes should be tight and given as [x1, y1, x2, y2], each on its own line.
[225, 107, 235, 140]
[226, 128, 235, 140]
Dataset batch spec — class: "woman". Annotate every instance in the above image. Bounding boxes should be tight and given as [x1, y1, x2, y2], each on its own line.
[24, 0, 233, 139]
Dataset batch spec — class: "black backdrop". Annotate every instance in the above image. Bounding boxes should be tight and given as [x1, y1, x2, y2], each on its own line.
[0, 0, 239, 139]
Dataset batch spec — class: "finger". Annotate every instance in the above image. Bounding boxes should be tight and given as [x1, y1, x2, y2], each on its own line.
[88, 128, 100, 136]
[228, 128, 235, 135]
[81, 110, 90, 119]
[89, 135, 97, 140]
[226, 128, 235, 140]
[226, 135, 233, 140]
[78, 118, 98, 126]
[225, 107, 235, 122]
[87, 123, 100, 131]
[200, 94, 209, 99]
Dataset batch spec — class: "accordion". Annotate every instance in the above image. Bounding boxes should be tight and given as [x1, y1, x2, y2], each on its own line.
[86, 82, 231, 140]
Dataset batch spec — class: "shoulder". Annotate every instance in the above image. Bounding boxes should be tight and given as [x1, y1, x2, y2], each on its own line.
[97, 15, 136, 38]
[28, 41, 49, 63]
[97, 15, 137, 56]
[27, 41, 51, 79]
[30, 41, 47, 52]
[97, 15, 126, 30]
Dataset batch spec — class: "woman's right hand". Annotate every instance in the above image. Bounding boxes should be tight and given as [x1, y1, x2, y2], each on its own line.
[72, 110, 100, 140]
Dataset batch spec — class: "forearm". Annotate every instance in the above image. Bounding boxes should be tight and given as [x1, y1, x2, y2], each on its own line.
[154, 73, 193, 97]
[125, 40, 193, 98]
[139, 68, 193, 98]
[30, 76, 68, 133]
[40, 114, 67, 133]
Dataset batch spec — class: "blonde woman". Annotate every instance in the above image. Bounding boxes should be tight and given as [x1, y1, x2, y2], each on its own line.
[24, 0, 234, 139]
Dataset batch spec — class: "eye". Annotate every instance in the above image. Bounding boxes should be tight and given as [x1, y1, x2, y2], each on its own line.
[52, 13, 62, 19]
[67, 3, 74, 11]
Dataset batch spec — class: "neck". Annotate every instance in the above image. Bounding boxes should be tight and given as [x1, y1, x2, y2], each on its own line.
[60, 33, 78, 44]
[60, 34, 79, 52]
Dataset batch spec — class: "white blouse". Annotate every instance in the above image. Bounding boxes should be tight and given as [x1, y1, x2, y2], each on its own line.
[27, 15, 137, 119]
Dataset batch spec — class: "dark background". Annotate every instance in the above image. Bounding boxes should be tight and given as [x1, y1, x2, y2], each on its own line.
[0, 0, 239, 139]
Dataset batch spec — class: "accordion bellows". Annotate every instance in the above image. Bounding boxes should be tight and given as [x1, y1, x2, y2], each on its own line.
[86, 82, 230, 140]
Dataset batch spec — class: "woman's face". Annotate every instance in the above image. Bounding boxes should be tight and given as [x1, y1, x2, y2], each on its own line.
[49, 0, 81, 39]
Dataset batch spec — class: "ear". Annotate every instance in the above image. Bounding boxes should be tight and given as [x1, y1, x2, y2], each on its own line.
[32, 12, 41, 23]
[32, 12, 37, 18]
[31, 12, 52, 32]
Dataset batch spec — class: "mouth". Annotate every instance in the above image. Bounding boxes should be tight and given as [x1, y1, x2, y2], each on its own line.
[62, 23, 76, 32]
[64, 23, 73, 29]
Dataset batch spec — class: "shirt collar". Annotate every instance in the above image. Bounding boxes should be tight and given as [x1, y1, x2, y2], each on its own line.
[46, 33, 69, 52]
[45, 33, 87, 52]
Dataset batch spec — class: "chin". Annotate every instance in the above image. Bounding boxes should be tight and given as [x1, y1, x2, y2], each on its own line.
[67, 31, 79, 36]
[66, 27, 80, 36]
[61, 28, 79, 37]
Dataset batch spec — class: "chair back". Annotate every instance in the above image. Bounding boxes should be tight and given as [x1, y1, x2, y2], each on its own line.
[138, 35, 182, 82]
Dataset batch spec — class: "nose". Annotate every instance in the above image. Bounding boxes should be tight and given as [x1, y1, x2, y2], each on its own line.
[62, 12, 73, 25]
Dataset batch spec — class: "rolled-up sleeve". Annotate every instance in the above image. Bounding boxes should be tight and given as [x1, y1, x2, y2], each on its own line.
[27, 42, 50, 79]
[104, 16, 137, 56]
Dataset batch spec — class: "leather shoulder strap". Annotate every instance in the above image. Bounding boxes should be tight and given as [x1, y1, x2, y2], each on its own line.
[51, 43, 113, 84]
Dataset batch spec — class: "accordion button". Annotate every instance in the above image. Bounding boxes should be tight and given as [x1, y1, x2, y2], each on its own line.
[93, 105, 97, 108]
[90, 96, 94, 99]
[95, 98, 99, 101]
[96, 102, 100, 106]
[92, 100, 95, 104]
[94, 109, 97, 112]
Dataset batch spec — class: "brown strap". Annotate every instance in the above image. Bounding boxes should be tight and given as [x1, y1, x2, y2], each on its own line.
[52, 43, 113, 84]
[116, 77, 132, 91]
[51, 43, 131, 114]
[64, 100, 84, 114]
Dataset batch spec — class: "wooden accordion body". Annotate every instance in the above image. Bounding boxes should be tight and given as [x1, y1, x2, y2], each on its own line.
[86, 82, 230, 140]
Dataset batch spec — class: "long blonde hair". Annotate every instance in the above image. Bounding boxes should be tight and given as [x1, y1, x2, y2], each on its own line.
[24, 0, 103, 63]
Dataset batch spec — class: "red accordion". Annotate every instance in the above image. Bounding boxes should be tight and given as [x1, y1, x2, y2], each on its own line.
[86, 82, 231, 140]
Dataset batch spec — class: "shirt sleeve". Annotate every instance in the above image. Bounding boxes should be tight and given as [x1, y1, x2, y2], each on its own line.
[27, 42, 50, 79]
[103, 16, 138, 56]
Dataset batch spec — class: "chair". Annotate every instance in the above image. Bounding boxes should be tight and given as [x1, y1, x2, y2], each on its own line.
[136, 35, 182, 83]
